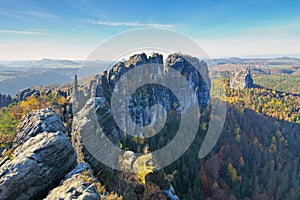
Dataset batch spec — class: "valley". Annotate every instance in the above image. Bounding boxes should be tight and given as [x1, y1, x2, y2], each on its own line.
[0, 53, 299, 199]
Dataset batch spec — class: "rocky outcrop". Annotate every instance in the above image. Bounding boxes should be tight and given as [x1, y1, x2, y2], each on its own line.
[11, 108, 66, 148]
[162, 186, 179, 200]
[72, 53, 210, 199]
[14, 87, 40, 101]
[0, 131, 77, 200]
[44, 162, 101, 200]
[72, 98, 110, 171]
[72, 53, 210, 169]
[0, 94, 13, 108]
[230, 68, 254, 89]
[0, 108, 77, 200]
[165, 53, 210, 107]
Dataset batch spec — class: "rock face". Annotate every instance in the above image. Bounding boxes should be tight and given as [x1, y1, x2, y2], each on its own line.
[162, 186, 179, 200]
[0, 131, 77, 200]
[14, 87, 40, 101]
[72, 53, 211, 172]
[72, 98, 110, 171]
[0, 94, 13, 108]
[230, 68, 254, 89]
[165, 54, 210, 107]
[44, 162, 101, 200]
[11, 108, 66, 148]
[72, 53, 210, 199]
[0, 108, 77, 200]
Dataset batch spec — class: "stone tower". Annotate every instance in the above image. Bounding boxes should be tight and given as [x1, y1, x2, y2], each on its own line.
[230, 67, 254, 89]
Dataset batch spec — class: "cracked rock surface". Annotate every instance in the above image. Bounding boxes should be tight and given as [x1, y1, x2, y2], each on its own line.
[44, 162, 101, 200]
[0, 131, 76, 200]
[12, 108, 66, 148]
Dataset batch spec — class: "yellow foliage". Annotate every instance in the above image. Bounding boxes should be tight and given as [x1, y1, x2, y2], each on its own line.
[235, 134, 241, 143]
[132, 134, 145, 144]
[253, 137, 258, 145]
[132, 135, 139, 144]
[133, 153, 155, 185]
[106, 193, 123, 200]
[136, 165, 155, 185]
[20, 96, 40, 116]
[212, 182, 219, 190]
[56, 96, 67, 105]
[227, 163, 239, 182]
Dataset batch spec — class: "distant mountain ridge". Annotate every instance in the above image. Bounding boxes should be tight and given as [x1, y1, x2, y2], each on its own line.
[0, 70, 74, 95]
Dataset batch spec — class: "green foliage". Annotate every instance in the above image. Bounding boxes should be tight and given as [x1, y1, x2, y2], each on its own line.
[211, 78, 300, 124]
[253, 75, 300, 94]
[0, 89, 69, 147]
[0, 107, 19, 147]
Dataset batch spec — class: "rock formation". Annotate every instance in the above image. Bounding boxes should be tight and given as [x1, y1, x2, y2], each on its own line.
[14, 87, 40, 101]
[72, 53, 210, 199]
[72, 53, 210, 170]
[0, 109, 77, 200]
[165, 53, 210, 107]
[44, 162, 101, 200]
[0, 93, 13, 108]
[0, 53, 210, 199]
[0, 132, 76, 200]
[162, 186, 179, 200]
[11, 107, 66, 148]
[230, 68, 254, 89]
[72, 98, 111, 171]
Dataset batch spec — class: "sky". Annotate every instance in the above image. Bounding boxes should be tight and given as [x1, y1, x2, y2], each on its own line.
[0, 0, 300, 60]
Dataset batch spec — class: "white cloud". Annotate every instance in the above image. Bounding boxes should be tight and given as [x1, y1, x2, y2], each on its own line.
[0, 10, 58, 20]
[0, 10, 25, 20]
[0, 29, 44, 35]
[20, 11, 59, 18]
[88, 20, 175, 28]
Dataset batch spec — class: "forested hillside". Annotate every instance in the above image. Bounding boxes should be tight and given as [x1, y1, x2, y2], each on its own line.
[160, 78, 300, 199]
[253, 75, 300, 94]
[0, 74, 299, 199]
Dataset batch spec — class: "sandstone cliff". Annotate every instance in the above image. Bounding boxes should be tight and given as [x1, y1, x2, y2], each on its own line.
[0, 94, 13, 108]
[230, 68, 254, 89]
[0, 109, 76, 200]
[71, 53, 210, 199]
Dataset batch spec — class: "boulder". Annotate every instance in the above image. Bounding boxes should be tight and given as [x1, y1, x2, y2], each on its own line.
[14, 87, 40, 102]
[44, 162, 101, 200]
[12, 108, 66, 148]
[120, 151, 136, 171]
[0, 131, 77, 200]
[162, 186, 179, 200]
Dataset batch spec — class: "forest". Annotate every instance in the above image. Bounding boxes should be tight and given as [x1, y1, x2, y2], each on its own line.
[0, 75, 299, 199]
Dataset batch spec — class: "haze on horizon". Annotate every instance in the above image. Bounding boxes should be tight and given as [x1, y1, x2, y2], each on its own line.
[0, 0, 300, 60]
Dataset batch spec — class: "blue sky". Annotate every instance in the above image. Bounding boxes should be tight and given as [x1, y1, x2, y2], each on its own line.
[0, 0, 300, 60]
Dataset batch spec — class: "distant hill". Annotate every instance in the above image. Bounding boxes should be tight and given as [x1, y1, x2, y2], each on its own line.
[211, 57, 300, 76]
[0, 59, 81, 69]
[36, 58, 79, 67]
[0, 59, 111, 95]
[0, 71, 74, 95]
[213, 56, 300, 65]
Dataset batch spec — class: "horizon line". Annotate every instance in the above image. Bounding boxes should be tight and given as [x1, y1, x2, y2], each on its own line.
[1, 54, 300, 62]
